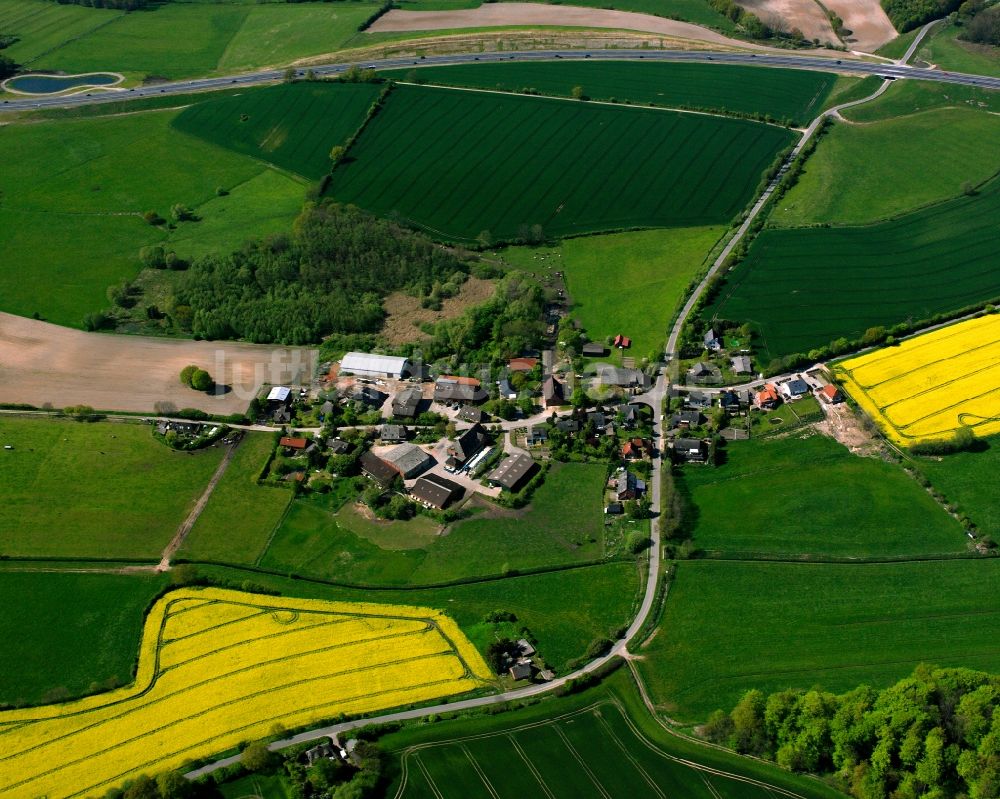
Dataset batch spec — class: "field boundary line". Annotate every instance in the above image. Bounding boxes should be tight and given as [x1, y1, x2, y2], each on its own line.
[413, 754, 445, 799]
[552, 724, 614, 799]
[460, 744, 501, 799]
[594, 710, 666, 797]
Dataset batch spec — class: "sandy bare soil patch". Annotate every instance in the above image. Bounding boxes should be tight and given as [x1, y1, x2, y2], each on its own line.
[0, 313, 316, 415]
[823, 0, 896, 51]
[381, 276, 496, 346]
[736, 0, 838, 45]
[369, 3, 761, 48]
[815, 402, 883, 457]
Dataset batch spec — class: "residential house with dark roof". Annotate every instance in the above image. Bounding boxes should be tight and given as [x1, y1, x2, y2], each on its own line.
[380, 424, 407, 444]
[685, 391, 713, 410]
[780, 378, 811, 400]
[488, 453, 538, 491]
[527, 426, 549, 446]
[581, 342, 607, 357]
[731, 355, 753, 375]
[556, 417, 580, 433]
[671, 410, 703, 429]
[382, 443, 433, 479]
[719, 390, 742, 412]
[497, 378, 517, 400]
[434, 379, 487, 405]
[456, 405, 486, 423]
[409, 474, 463, 510]
[349, 385, 388, 407]
[616, 470, 646, 501]
[704, 328, 722, 351]
[586, 411, 608, 431]
[327, 438, 351, 454]
[673, 438, 708, 463]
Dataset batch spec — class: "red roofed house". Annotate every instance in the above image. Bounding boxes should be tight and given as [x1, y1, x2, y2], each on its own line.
[820, 384, 843, 405]
[754, 384, 781, 410]
[622, 438, 650, 460]
[620, 337, 631, 349]
[279, 436, 309, 451]
[613, 334, 623, 348]
[439, 375, 481, 387]
[508, 357, 538, 372]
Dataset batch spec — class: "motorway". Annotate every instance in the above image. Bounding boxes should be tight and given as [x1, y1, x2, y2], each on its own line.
[4, 47, 1000, 114]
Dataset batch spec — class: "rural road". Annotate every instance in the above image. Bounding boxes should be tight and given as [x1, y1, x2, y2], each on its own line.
[3, 48, 1000, 114]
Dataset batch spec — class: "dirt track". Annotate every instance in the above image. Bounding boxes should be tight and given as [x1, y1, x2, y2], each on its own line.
[368, 3, 763, 48]
[0, 313, 316, 414]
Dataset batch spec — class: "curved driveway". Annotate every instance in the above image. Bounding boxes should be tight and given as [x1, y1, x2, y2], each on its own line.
[4, 48, 1000, 114]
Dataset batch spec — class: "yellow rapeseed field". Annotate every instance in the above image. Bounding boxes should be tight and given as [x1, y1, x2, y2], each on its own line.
[836, 314, 1000, 444]
[0, 587, 492, 799]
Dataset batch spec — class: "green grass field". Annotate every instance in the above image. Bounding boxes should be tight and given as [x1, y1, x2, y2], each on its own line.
[0, 571, 168, 706]
[0, 0, 379, 80]
[380, 62, 838, 126]
[913, 436, 1000, 538]
[706, 174, 1000, 361]
[840, 79, 1000, 123]
[504, 227, 723, 359]
[171, 82, 382, 180]
[326, 84, 794, 243]
[175, 433, 293, 565]
[772, 109, 1000, 226]
[639, 558, 1000, 721]
[684, 432, 966, 557]
[0, 107, 304, 325]
[258, 463, 610, 585]
[380, 669, 843, 799]
[0, 418, 224, 560]
[915, 21, 1000, 78]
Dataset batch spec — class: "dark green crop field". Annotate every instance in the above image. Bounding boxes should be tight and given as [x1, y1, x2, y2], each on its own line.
[639, 559, 1000, 722]
[684, 433, 966, 558]
[0, 571, 168, 706]
[914, 436, 1000, 538]
[326, 85, 795, 243]
[380, 670, 843, 799]
[706, 175, 1000, 360]
[172, 82, 383, 180]
[381, 62, 838, 126]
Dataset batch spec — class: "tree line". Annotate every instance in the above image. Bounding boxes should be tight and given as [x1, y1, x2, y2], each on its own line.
[702, 665, 1000, 799]
[168, 201, 469, 344]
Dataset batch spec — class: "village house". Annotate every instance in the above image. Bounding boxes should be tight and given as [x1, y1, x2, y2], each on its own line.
[605, 501, 624, 515]
[731, 355, 753, 375]
[508, 357, 537, 372]
[349, 385, 388, 407]
[380, 424, 407, 444]
[620, 403, 643, 428]
[621, 438, 651, 460]
[671, 409, 703, 429]
[327, 438, 351, 455]
[685, 391, 713, 410]
[755, 384, 781, 410]
[528, 426, 549, 446]
[278, 436, 309, 454]
[267, 385, 293, 423]
[542, 375, 564, 408]
[687, 361, 721, 382]
[434, 378, 487, 405]
[409, 474, 463, 510]
[497, 378, 517, 400]
[819, 384, 844, 404]
[616, 470, 646, 501]
[780, 377, 811, 401]
[673, 438, 708, 463]
[556, 417, 580, 434]
[596, 364, 649, 390]
[704, 328, 722, 351]
[382, 443, 433, 479]
[446, 423, 489, 471]
[718, 390, 742, 413]
[487, 453, 538, 492]
[456, 405, 486, 424]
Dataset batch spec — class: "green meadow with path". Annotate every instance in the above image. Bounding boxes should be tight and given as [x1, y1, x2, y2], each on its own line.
[326, 84, 794, 243]
[380, 61, 840, 125]
[0, 417, 224, 560]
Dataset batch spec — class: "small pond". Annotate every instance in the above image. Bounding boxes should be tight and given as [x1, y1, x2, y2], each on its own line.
[4, 72, 121, 95]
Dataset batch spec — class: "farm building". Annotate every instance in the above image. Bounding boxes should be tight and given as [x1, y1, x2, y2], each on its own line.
[582, 342, 607, 357]
[267, 386, 292, 403]
[820, 384, 844, 404]
[391, 386, 423, 418]
[605, 502, 624, 515]
[382, 443, 433, 479]
[488, 453, 538, 491]
[434, 379, 488, 404]
[780, 378, 810, 400]
[380, 424, 407, 444]
[613, 334, 632, 349]
[409, 474, 463, 510]
[360, 451, 397, 487]
[267, 385, 293, 423]
[731, 355, 753, 375]
[340, 352, 412, 379]
[509, 662, 533, 681]
[542, 375, 564, 408]
[446, 424, 489, 470]
[755, 384, 781, 410]
[673, 438, 708, 463]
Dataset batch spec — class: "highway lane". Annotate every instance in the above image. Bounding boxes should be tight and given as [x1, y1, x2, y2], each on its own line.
[4, 48, 1000, 113]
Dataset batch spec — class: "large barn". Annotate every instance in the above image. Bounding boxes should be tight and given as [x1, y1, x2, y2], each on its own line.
[339, 352, 412, 380]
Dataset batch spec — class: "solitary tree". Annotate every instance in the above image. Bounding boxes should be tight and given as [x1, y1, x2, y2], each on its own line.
[179, 365, 198, 387]
[329, 145, 346, 164]
[571, 85, 585, 100]
[241, 741, 275, 772]
[190, 369, 213, 392]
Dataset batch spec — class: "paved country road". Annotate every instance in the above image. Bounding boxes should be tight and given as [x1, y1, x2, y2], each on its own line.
[3, 48, 1000, 114]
